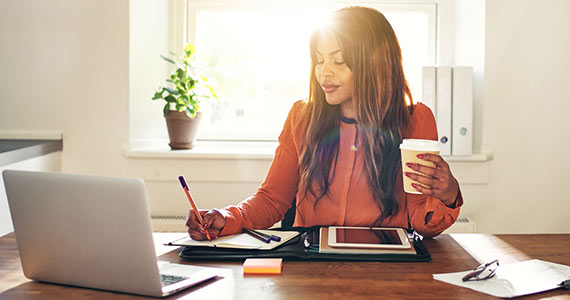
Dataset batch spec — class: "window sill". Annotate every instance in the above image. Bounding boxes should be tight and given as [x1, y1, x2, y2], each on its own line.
[123, 140, 279, 160]
[443, 153, 493, 162]
[124, 140, 493, 162]
[124, 140, 491, 184]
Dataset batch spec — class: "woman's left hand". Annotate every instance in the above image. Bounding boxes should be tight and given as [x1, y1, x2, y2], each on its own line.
[404, 153, 459, 207]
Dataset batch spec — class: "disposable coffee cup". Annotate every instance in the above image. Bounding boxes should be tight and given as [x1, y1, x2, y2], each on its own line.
[400, 139, 440, 194]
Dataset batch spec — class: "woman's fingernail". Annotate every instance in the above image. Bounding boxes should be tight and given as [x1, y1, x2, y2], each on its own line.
[411, 183, 417, 188]
[404, 172, 411, 177]
[417, 154, 424, 159]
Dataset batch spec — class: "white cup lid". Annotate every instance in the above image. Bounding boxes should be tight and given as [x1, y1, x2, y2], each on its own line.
[399, 139, 440, 151]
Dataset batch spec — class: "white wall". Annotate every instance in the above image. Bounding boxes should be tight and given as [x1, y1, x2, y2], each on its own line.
[2, 0, 569, 234]
[129, 0, 170, 142]
[476, 0, 570, 233]
[0, 0, 130, 176]
[453, 0, 485, 154]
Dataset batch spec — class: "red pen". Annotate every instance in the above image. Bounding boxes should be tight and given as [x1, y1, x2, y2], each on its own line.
[178, 176, 211, 240]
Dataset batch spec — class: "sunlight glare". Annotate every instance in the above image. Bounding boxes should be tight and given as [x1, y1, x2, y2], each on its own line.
[192, 3, 434, 140]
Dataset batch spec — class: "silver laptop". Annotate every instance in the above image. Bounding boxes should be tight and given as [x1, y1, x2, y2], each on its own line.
[2, 170, 222, 297]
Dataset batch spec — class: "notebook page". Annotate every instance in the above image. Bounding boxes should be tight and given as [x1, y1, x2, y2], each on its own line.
[166, 230, 299, 250]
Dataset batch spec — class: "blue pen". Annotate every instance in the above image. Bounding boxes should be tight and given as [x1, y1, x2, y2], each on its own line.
[243, 228, 271, 243]
[269, 234, 281, 242]
[246, 228, 281, 242]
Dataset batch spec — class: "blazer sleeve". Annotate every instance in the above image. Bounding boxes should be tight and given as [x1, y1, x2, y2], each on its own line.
[218, 102, 303, 236]
[405, 104, 464, 238]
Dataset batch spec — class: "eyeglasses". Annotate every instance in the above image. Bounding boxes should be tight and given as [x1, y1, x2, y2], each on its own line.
[462, 260, 500, 282]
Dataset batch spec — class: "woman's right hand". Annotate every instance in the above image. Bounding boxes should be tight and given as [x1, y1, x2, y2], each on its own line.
[185, 209, 226, 240]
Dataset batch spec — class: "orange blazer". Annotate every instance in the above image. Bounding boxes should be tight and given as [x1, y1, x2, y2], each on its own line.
[219, 101, 462, 238]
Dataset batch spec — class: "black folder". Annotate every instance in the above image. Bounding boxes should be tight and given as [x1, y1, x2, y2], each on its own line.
[179, 226, 431, 262]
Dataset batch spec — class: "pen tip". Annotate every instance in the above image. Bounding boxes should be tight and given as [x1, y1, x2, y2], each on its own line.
[178, 176, 187, 188]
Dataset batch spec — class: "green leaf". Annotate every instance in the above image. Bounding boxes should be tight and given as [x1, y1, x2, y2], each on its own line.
[164, 87, 179, 95]
[184, 43, 195, 57]
[160, 55, 177, 65]
[176, 68, 185, 79]
[161, 55, 185, 69]
[165, 95, 176, 103]
[180, 95, 189, 104]
[176, 96, 185, 105]
[163, 103, 170, 116]
[185, 107, 196, 118]
[168, 51, 181, 58]
[207, 85, 215, 95]
[176, 83, 185, 92]
[152, 90, 163, 100]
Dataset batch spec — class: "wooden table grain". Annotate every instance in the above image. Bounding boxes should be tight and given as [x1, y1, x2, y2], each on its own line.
[1, 232, 569, 299]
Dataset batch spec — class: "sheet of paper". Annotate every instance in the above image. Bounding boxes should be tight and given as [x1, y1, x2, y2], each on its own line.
[165, 230, 299, 250]
[433, 259, 570, 298]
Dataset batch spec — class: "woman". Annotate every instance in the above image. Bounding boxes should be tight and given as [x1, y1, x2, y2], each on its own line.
[186, 6, 462, 239]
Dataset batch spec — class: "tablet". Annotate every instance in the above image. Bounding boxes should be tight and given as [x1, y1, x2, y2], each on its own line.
[327, 226, 411, 249]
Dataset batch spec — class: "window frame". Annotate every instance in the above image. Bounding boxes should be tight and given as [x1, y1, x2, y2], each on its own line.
[171, 0, 452, 141]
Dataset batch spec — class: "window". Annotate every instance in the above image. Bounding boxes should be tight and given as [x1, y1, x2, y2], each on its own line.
[186, 1, 438, 141]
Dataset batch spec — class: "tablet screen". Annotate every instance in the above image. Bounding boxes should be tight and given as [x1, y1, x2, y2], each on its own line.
[335, 228, 402, 245]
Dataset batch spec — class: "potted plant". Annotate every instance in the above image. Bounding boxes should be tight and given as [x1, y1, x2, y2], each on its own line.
[152, 43, 217, 150]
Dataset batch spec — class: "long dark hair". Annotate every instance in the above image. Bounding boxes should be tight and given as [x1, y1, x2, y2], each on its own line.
[299, 6, 413, 223]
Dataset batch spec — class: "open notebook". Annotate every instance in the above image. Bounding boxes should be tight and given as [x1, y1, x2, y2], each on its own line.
[166, 230, 299, 250]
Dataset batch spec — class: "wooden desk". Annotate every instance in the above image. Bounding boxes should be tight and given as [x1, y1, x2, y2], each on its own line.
[1, 232, 569, 299]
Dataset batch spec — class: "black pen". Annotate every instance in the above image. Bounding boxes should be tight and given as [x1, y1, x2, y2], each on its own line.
[243, 228, 281, 242]
[249, 228, 281, 242]
[243, 228, 270, 243]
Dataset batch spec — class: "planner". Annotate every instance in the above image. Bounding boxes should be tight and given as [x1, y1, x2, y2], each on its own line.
[177, 226, 431, 262]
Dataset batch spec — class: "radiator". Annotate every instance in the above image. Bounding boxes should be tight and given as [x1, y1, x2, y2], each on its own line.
[151, 214, 187, 232]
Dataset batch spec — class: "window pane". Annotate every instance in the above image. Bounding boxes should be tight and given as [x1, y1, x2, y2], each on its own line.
[191, 4, 435, 141]
[385, 10, 431, 106]
[194, 9, 311, 140]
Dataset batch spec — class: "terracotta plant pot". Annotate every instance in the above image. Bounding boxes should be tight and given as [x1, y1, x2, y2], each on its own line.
[164, 111, 202, 150]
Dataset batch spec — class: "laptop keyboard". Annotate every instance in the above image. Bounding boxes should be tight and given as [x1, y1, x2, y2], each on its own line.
[160, 274, 189, 287]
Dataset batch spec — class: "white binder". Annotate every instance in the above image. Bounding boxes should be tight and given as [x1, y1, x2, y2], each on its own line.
[421, 66, 437, 117]
[436, 66, 452, 156]
[451, 66, 473, 155]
